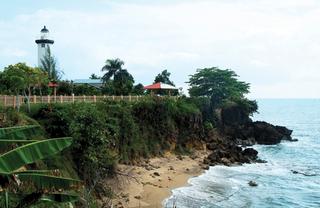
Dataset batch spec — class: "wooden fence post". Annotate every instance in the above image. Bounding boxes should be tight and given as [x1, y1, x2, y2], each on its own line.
[129, 95, 132, 102]
[83, 95, 86, 102]
[121, 95, 123, 100]
[60, 95, 63, 103]
[4, 95, 7, 107]
[93, 95, 96, 103]
[72, 94, 75, 103]
[33, 95, 37, 104]
[13, 96, 16, 109]
[48, 95, 50, 104]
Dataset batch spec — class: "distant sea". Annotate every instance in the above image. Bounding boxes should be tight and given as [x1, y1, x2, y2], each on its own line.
[165, 99, 320, 208]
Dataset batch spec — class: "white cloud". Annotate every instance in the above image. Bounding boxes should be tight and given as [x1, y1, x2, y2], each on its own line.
[1, 0, 320, 97]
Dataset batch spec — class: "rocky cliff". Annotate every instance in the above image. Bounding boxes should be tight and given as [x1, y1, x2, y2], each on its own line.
[203, 103, 294, 166]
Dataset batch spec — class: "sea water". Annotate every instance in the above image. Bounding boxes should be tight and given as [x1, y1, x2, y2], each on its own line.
[164, 99, 320, 208]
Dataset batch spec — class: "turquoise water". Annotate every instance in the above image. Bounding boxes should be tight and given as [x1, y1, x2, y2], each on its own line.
[165, 99, 320, 208]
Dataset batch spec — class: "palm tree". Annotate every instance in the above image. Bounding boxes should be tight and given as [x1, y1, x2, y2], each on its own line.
[40, 47, 62, 82]
[101, 58, 124, 83]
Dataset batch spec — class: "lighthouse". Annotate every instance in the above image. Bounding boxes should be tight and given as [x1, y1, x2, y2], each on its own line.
[35, 26, 54, 67]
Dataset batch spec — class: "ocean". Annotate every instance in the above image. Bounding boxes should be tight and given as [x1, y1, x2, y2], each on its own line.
[164, 99, 320, 208]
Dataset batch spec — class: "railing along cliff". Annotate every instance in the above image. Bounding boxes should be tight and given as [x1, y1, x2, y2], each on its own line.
[0, 95, 149, 108]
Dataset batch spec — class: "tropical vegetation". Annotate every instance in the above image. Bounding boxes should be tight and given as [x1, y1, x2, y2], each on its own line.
[0, 125, 81, 208]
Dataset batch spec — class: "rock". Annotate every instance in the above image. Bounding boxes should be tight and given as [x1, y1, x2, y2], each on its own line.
[220, 104, 250, 126]
[120, 193, 129, 198]
[236, 137, 256, 146]
[207, 143, 216, 150]
[145, 166, 153, 171]
[248, 181, 258, 187]
[202, 165, 210, 170]
[169, 166, 174, 170]
[190, 154, 198, 160]
[242, 148, 258, 160]
[221, 157, 231, 166]
[185, 168, 190, 172]
[134, 195, 141, 200]
[153, 172, 160, 176]
[253, 121, 292, 145]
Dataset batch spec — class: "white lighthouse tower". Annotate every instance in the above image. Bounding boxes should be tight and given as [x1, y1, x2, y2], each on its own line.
[35, 26, 54, 67]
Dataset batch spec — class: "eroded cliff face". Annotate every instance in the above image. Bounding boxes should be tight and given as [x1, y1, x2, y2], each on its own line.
[203, 103, 294, 167]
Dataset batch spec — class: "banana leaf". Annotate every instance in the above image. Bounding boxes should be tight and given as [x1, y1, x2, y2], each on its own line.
[0, 125, 43, 141]
[0, 138, 73, 173]
[16, 173, 82, 190]
[0, 139, 38, 144]
[40, 193, 79, 203]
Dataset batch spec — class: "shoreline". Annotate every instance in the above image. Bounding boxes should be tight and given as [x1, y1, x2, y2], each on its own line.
[110, 150, 209, 208]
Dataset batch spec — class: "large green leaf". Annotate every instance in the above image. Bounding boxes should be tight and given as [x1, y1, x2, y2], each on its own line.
[0, 125, 43, 141]
[0, 138, 73, 173]
[16, 173, 82, 190]
[0, 140, 38, 144]
[41, 193, 79, 203]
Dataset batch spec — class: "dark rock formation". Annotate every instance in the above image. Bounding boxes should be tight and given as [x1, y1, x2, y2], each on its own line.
[253, 121, 293, 145]
[203, 103, 295, 167]
[204, 134, 258, 166]
[219, 104, 293, 145]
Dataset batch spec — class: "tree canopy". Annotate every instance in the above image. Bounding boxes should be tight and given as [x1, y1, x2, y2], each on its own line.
[100, 58, 136, 95]
[89, 73, 100, 79]
[188, 67, 250, 106]
[101, 58, 125, 82]
[154, 70, 175, 86]
[113, 69, 135, 95]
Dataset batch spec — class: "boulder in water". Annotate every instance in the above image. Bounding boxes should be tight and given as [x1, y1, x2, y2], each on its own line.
[248, 180, 258, 187]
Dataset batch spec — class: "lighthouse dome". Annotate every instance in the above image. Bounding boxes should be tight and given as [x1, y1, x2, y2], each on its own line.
[41, 26, 49, 33]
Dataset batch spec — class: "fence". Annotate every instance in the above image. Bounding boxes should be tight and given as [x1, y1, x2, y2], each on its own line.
[0, 95, 147, 108]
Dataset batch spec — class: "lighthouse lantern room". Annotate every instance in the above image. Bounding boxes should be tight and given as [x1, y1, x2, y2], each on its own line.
[35, 26, 54, 67]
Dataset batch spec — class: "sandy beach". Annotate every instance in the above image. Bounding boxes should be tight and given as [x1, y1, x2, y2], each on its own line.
[109, 150, 209, 208]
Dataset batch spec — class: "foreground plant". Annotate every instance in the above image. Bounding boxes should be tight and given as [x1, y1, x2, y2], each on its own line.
[0, 125, 82, 208]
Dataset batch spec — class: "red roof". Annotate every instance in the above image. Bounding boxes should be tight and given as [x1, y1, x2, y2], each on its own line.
[144, 82, 161, 90]
[144, 82, 177, 90]
[48, 82, 58, 87]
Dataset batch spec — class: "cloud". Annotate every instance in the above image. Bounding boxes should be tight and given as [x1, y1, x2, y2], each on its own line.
[1, 0, 320, 97]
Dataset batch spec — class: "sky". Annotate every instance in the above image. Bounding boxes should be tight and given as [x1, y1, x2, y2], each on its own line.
[1, 0, 320, 98]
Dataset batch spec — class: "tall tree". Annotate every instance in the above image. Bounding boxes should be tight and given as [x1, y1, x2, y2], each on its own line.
[101, 58, 124, 82]
[40, 47, 62, 82]
[113, 69, 134, 95]
[188, 67, 250, 106]
[154, 70, 175, 86]
[132, 83, 145, 95]
[1, 63, 48, 112]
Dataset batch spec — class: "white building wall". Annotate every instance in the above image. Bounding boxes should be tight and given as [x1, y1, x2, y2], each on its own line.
[37, 44, 51, 67]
